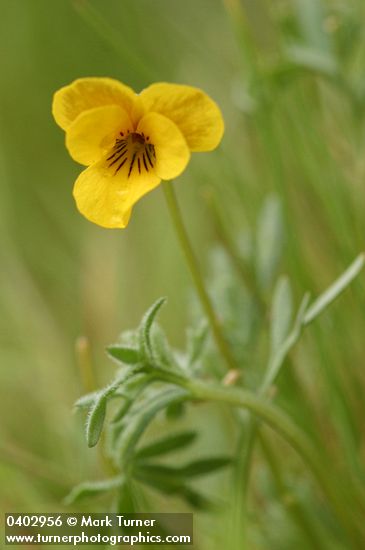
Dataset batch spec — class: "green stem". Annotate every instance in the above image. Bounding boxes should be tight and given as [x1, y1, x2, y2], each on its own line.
[182, 378, 364, 549]
[162, 182, 238, 372]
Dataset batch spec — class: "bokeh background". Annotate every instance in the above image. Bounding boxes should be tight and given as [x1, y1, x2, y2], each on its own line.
[1, 1, 365, 548]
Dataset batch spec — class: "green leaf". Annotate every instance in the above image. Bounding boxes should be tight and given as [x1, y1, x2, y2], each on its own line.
[180, 487, 215, 511]
[64, 476, 123, 505]
[133, 465, 213, 509]
[138, 297, 167, 360]
[74, 390, 99, 410]
[303, 254, 365, 325]
[114, 480, 138, 513]
[115, 388, 188, 466]
[135, 457, 231, 480]
[107, 345, 140, 365]
[111, 374, 153, 424]
[270, 276, 293, 355]
[165, 401, 185, 419]
[150, 324, 175, 367]
[256, 194, 284, 291]
[262, 293, 310, 393]
[135, 431, 197, 460]
[85, 366, 142, 447]
[178, 457, 232, 477]
[133, 464, 183, 494]
[86, 393, 107, 448]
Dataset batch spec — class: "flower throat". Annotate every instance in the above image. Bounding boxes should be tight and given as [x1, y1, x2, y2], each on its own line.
[107, 131, 156, 177]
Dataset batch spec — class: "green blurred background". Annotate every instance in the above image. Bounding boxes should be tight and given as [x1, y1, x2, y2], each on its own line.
[1, 0, 365, 548]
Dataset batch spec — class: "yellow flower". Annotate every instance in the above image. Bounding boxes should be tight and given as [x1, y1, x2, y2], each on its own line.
[52, 77, 224, 228]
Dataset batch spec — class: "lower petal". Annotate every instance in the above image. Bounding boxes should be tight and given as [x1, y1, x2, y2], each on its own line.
[73, 159, 161, 229]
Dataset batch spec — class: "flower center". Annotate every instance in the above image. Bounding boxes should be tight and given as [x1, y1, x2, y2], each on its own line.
[107, 131, 156, 177]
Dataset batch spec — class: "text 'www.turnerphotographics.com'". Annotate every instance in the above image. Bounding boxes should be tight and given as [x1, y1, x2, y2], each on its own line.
[5, 513, 193, 546]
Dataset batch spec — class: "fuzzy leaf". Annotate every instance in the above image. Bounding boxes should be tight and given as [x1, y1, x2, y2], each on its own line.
[135, 431, 197, 460]
[74, 391, 99, 410]
[256, 195, 284, 291]
[115, 388, 188, 466]
[270, 276, 293, 355]
[150, 324, 175, 367]
[111, 374, 154, 427]
[85, 366, 141, 447]
[107, 345, 140, 365]
[64, 476, 123, 505]
[86, 393, 107, 448]
[303, 254, 365, 325]
[138, 297, 167, 360]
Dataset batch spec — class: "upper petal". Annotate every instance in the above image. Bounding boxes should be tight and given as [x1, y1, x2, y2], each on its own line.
[66, 105, 133, 166]
[73, 156, 161, 229]
[137, 112, 190, 180]
[52, 77, 137, 131]
[139, 83, 224, 152]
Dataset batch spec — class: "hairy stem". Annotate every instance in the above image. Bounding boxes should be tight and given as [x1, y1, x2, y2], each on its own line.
[162, 182, 238, 372]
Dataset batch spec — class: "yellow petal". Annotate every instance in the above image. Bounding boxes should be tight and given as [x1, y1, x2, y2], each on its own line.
[52, 77, 137, 131]
[66, 105, 133, 166]
[140, 83, 224, 152]
[137, 113, 190, 179]
[73, 156, 161, 229]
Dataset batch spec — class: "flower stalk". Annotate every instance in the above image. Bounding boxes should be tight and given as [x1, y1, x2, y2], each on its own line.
[162, 182, 238, 373]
